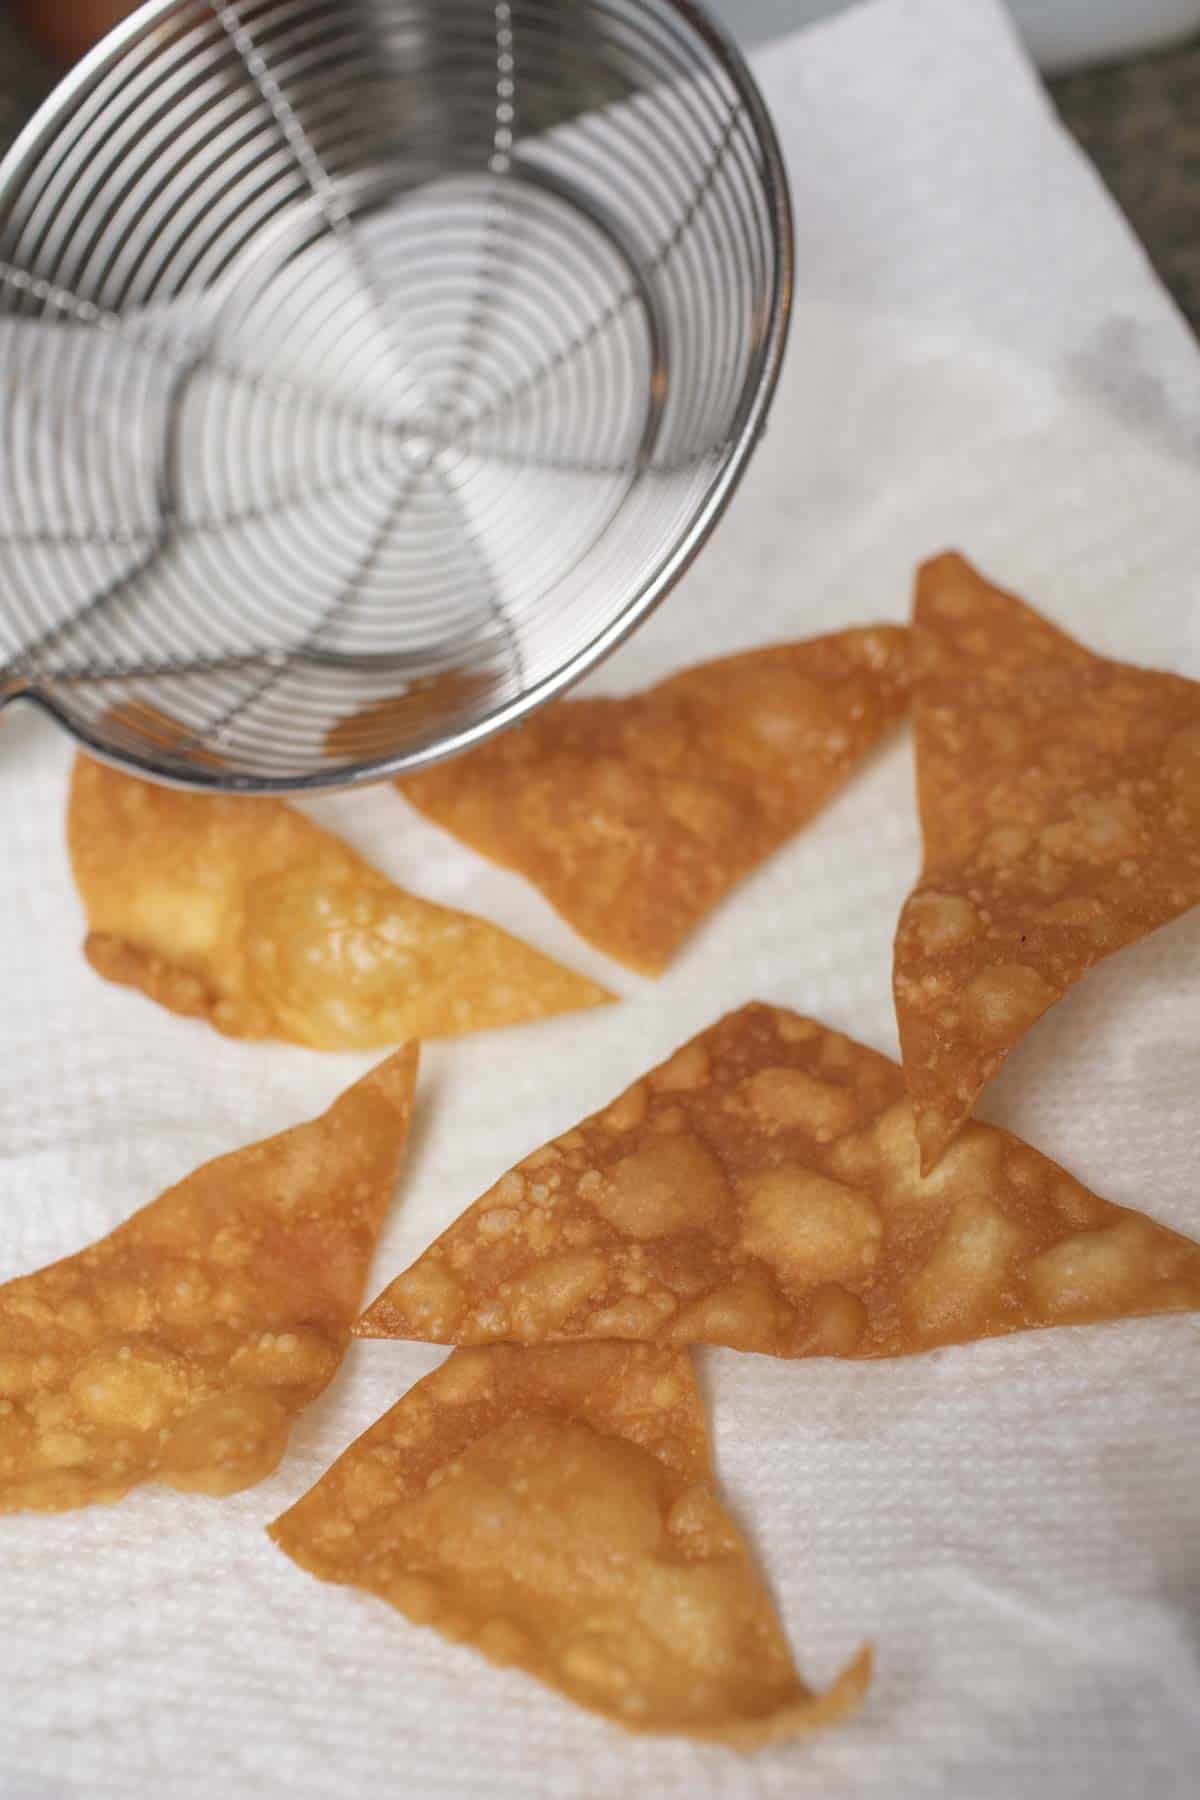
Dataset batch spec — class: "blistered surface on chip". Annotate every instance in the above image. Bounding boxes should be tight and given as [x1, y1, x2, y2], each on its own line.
[398, 628, 912, 972]
[896, 552, 1200, 1170]
[358, 1004, 1200, 1359]
[68, 757, 610, 1048]
[269, 1342, 870, 1742]
[0, 1048, 417, 1511]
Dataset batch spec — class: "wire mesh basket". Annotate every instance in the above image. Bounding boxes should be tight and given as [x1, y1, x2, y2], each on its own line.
[0, 0, 792, 790]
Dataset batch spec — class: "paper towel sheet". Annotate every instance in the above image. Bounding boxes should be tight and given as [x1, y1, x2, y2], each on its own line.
[1, 0, 1198, 1794]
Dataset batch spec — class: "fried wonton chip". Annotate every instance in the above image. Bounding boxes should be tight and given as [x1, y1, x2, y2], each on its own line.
[398, 628, 912, 972]
[322, 669, 494, 762]
[358, 1003, 1200, 1359]
[269, 1342, 870, 1742]
[68, 755, 611, 1047]
[895, 553, 1200, 1170]
[99, 698, 227, 769]
[0, 1048, 418, 1512]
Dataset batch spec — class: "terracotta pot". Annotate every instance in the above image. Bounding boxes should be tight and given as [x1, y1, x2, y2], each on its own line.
[11, 0, 140, 64]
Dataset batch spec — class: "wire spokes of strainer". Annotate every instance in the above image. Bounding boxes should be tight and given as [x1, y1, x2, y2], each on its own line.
[0, 0, 792, 791]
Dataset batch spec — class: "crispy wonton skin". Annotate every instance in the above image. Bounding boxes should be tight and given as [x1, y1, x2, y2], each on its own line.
[398, 628, 912, 972]
[97, 698, 228, 769]
[269, 1342, 870, 1743]
[0, 1047, 417, 1511]
[358, 1004, 1200, 1359]
[322, 670, 494, 763]
[68, 756, 610, 1047]
[896, 552, 1200, 1170]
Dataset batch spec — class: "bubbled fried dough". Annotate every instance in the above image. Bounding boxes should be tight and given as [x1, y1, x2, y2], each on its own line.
[896, 553, 1200, 1171]
[357, 1005, 1200, 1359]
[0, 1048, 417, 1512]
[398, 627, 912, 972]
[269, 1343, 870, 1743]
[68, 756, 610, 1049]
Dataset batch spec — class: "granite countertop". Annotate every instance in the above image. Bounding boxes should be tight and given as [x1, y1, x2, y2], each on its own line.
[0, 16, 1197, 332]
[1051, 35, 1200, 333]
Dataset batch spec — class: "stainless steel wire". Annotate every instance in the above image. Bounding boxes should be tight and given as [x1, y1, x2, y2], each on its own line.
[0, 0, 792, 789]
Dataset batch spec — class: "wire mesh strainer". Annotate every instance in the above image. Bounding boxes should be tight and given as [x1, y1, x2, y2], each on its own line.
[0, 0, 792, 790]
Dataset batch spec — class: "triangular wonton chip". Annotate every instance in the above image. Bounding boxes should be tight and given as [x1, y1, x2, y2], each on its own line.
[398, 628, 911, 972]
[322, 670, 494, 763]
[895, 553, 1200, 1170]
[98, 698, 228, 769]
[69, 756, 610, 1047]
[269, 1342, 869, 1743]
[0, 1047, 417, 1511]
[358, 1004, 1200, 1359]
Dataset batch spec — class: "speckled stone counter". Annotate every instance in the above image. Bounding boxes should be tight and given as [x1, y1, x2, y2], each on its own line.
[1050, 36, 1200, 334]
[1, 17, 1197, 333]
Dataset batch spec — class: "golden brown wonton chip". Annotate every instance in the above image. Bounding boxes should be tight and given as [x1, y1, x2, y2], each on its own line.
[98, 698, 227, 769]
[895, 553, 1200, 1170]
[0, 1048, 417, 1512]
[269, 1342, 869, 1743]
[323, 669, 494, 762]
[358, 1004, 1200, 1359]
[398, 628, 912, 972]
[69, 755, 611, 1048]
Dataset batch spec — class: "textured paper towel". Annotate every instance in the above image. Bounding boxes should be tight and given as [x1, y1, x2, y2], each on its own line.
[2, 0, 1199, 1794]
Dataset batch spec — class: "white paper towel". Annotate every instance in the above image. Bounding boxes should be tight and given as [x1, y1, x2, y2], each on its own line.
[2, 0, 1199, 1794]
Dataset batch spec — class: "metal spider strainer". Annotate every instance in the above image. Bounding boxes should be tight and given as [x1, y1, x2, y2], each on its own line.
[0, 0, 792, 791]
